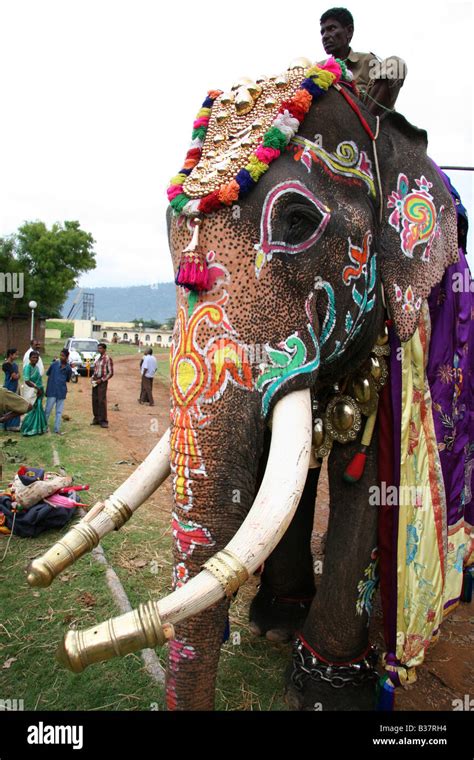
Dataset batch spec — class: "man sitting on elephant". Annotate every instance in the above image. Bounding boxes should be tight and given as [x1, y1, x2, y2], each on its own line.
[320, 6, 407, 115]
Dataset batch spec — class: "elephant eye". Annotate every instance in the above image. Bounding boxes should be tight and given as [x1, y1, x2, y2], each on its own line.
[280, 201, 326, 246]
[258, 182, 330, 260]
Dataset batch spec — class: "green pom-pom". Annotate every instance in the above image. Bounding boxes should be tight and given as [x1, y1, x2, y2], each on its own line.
[170, 194, 190, 214]
[263, 126, 288, 151]
[191, 126, 207, 141]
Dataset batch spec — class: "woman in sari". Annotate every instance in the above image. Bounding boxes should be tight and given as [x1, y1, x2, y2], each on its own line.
[21, 351, 48, 436]
[2, 348, 21, 431]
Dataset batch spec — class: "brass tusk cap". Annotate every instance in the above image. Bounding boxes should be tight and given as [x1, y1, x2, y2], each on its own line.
[56, 601, 168, 673]
[26, 523, 100, 587]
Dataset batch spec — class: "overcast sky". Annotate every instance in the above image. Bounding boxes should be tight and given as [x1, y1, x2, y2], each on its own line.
[1, 0, 472, 288]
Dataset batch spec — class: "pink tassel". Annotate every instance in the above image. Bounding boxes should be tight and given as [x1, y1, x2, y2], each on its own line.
[176, 258, 210, 291]
[176, 218, 210, 292]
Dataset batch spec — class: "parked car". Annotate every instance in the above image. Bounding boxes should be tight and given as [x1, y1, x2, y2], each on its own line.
[64, 338, 99, 377]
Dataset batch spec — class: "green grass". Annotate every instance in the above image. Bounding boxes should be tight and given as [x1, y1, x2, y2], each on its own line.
[0, 429, 168, 711]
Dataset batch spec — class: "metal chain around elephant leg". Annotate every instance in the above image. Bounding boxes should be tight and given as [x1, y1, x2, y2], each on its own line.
[286, 429, 380, 711]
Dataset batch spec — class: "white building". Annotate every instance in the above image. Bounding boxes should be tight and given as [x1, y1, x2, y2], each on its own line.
[52, 319, 174, 346]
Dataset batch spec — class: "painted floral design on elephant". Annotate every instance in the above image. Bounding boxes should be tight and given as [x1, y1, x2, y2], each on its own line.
[170, 295, 254, 514]
[256, 294, 320, 416]
[166, 639, 197, 711]
[291, 137, 376, 197]
[170, 286, 254, 588]
[387, 174, 443, 260]
[356, 547, 379, 620]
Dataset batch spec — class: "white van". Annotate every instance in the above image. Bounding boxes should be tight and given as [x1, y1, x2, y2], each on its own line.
[64, 338, 99, 376]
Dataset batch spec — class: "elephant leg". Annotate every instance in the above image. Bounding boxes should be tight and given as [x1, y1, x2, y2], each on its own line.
[249, 445, 320, 642]
[285, 431, 379, 711]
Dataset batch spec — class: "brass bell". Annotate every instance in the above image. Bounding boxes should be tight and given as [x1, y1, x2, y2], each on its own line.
[370, 356, 382, 381]
[216, 110, 229, 123]
[235, 87, 254, 115]
[331, 401, 355, 432]
[251, 118, 263, 129]
[352, 376, 371, 404]
[213, 134, 225, 144]
[264, 97, 277, 108]
[288, 56, 312, 70]
[313, 419, 325, 448]
[376, 326, 389, 345]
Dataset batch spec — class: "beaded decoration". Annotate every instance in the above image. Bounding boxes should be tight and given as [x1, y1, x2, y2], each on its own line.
[168, 57, 350, 290]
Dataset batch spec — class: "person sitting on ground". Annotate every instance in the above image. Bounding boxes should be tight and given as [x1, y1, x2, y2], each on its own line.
[0, 387, 32, 425]
[320, 7, 407, 115]
[139, 348, 158, 407]
[45, 349, 73, 435]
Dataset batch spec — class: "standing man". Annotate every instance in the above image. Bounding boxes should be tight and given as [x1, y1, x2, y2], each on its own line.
[91, 342, 113, 428]
[139, 348, 157, 406]
[23, 339, 45, 377]
[319, 7, 407, 115]
[45, 349, 73, 435]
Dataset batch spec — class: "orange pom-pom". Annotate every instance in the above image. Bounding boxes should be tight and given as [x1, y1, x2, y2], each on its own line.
[293, 88, 313, 112]
[218, 180, 240, 206]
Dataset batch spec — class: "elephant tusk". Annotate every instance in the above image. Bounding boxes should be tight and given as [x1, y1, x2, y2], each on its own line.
[56, 389, 312, 672]
[26, 428, 171, 588]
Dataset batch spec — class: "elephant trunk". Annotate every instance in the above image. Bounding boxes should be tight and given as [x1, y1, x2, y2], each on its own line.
[55, 389, 312, 709]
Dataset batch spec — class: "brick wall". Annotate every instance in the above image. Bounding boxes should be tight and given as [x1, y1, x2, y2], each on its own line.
[0, 317, 46, 356]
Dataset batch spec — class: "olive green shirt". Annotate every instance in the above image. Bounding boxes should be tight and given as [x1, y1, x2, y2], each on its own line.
[0, 387, 30, 416]
[345, 49, 380, 92]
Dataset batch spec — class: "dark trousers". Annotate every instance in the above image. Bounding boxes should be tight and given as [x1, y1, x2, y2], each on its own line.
[92, 381, 108, 423]
[140, 376, 154, 405]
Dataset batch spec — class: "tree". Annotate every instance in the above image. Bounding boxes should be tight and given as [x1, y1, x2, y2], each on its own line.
[0, 220, 96, 319]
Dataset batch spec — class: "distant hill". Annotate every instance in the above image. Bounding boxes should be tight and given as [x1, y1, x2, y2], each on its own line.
[62, 284, 176, 322]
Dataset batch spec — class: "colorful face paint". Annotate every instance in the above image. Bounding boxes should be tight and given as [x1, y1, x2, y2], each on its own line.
[291, 137, 376, 197]
[325, 233, 377, 363]
[170, 297, 254, 514]
[172, 513, 215, 559]
[387, 174, 443, 260]
[254, 180, 330, 277]
[256, 295, 320, 415]
[394, 284, 422, 313]
[166, 639, 197, 711]
[173, 561, 190, 589]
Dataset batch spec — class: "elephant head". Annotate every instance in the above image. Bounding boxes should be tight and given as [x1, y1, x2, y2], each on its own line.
[30, 58, 468, 711]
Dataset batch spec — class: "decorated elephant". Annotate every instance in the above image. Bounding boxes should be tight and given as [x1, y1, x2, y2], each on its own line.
[28, 57, 473, 711]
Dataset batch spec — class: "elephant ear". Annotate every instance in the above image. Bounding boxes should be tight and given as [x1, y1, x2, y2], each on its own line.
[378, 112, 458, 342]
